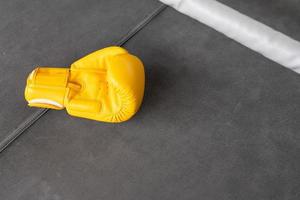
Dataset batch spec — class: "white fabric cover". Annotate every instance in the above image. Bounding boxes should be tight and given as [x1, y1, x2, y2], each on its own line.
[160, 0, 300, 74]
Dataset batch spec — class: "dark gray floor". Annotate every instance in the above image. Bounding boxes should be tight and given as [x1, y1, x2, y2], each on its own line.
[1, 0, 300, 200]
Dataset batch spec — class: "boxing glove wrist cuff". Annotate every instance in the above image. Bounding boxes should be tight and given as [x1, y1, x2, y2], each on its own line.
[25, 67, 70, 110]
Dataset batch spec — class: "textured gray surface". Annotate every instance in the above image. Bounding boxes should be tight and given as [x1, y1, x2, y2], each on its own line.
[1, 0, 300, 200]
[0, 0, 162, 143]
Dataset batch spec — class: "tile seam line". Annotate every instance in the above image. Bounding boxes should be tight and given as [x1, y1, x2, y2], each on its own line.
[0, 3, 168, 153]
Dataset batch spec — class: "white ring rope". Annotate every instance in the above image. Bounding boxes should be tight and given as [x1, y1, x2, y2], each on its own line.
[160, 0, 300, 74]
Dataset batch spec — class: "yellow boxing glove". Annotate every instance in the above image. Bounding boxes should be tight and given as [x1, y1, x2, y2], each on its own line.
[24, 46, 145, 123]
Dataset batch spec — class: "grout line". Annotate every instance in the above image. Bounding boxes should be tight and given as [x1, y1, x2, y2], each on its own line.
[0, 109, 49, 153]
[0, 3, 167, 154]
[116, 4, 167, 46]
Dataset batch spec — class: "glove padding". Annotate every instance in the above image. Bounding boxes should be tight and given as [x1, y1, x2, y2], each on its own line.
[25, 46, 145, 123]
